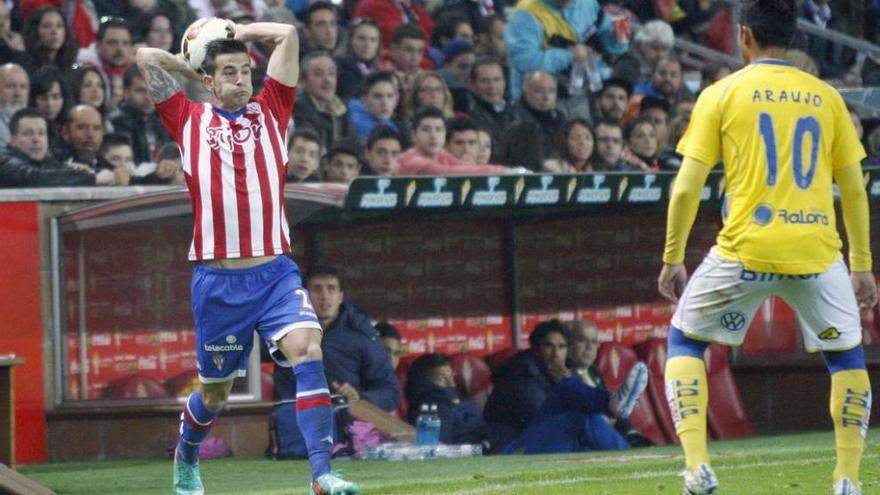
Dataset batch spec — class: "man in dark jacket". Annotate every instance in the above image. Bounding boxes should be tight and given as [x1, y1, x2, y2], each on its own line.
[273, 265, 400, 412]
[467, 57, 509, 162]
[109, 65, 171, 165]
[0, 109, 114, 187]
[293, 53, 351, 151]
[499, 71, 566, 170]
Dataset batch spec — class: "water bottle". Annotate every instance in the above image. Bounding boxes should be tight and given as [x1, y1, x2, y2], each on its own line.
[425, 404, 441, 446]
[434, 443, 483, 459]
[415, 404, 431, 446]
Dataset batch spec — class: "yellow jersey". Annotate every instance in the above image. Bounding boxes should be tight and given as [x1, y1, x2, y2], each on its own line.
[677, 59, 866, 274]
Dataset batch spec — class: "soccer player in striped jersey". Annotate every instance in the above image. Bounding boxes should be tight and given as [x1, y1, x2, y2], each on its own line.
[136, 22, 360, 495]
[657, 1, 875, 494]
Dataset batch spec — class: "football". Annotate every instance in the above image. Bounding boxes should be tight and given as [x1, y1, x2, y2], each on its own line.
[180, 17, 235, 71]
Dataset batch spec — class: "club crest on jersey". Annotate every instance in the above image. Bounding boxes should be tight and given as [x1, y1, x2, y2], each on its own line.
[206, 118, 262, 152]
[212, 352, 224, 371]
[818, 327, 840, 340]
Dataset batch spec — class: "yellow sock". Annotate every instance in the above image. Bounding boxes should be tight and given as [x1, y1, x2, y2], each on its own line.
[830, 369, 871, 483]
[665, 355, 710, 471]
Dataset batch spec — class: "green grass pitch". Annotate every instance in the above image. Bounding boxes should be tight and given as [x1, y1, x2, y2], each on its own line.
[21, 429, 878, 494]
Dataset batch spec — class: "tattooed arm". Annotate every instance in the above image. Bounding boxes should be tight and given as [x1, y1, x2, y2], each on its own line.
[135, 47, 199, 103]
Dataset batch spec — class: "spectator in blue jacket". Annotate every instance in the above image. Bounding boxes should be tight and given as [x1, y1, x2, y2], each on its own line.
[504, 0, 629, 100]
[348, 71, 402, 145]
[272, 265, 401, 413]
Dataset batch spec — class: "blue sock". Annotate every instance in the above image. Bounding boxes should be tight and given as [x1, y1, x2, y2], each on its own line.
[177, 392, 219, 464]
[295, 360, 333, 480]
[667, 326, 710, 359]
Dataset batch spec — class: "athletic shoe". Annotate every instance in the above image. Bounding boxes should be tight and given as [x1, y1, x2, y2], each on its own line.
[834, 479, 862, 495]
[613, 362, 648, 420]
[682, 464, 719, 495]
[310, 472, 361, 495]
[173, 454, 204, 495]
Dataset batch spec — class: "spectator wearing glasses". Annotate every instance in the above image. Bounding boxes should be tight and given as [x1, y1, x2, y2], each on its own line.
[77, 17, 134, 111]
[408, 71, 454, 119]
[612, 20, 674, 88]
[23, 6, 78, 73]
[590, 119, 644, 172]
[336, 18, 382, 100]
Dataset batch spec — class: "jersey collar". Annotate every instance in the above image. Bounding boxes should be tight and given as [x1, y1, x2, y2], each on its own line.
[751, 59, 795, 67]
[211, 105, 246, 121]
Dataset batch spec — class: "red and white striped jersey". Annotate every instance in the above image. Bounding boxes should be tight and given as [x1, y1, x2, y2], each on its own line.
[156, 78, 296, 261]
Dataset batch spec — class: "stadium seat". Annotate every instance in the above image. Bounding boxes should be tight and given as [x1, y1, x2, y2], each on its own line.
[485, 347, 519, 371]
[705, 345, 754, 439]
[634, 338, 679, 444]
[103, 375, 168, 399]
[165, 370, 200, 398]
[595, 343, 668, 446]
[448, 353, 492, 410]
[395, 355, 421, 419]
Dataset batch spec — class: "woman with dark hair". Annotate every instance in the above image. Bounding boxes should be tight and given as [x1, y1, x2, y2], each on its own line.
[543, 118, 594, 173]
[28, 65, 70, 151]
[335, 18, 381, 100]
[625, 115, 659, 170]
[133, 12, 176, 52]
[23, 6, 79, 71]
[69, 65, 107, 116]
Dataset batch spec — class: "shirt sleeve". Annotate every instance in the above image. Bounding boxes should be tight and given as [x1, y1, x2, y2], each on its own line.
[155, 91, 194, 143]
[256, 76, 297, 135]
[830, 90, 867, 169]
[676, 83, 723, 167]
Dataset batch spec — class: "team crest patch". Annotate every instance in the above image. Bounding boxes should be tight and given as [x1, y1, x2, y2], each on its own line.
[818, 327, 840, 340]
[720, 311, 746, 332]
[212, 352, 225, 371]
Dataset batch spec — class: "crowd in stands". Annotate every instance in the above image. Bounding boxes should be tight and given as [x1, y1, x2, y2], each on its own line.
[2, 0, 880, 188]
[268, 265, 651, 456]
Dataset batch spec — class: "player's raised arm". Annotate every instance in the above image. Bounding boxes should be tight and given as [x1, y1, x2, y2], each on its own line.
[135, 47, 198, 103]
[234, 22, 299, 87]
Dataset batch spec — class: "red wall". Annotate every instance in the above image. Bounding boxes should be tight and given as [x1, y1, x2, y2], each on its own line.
[0, 202, 47, 463]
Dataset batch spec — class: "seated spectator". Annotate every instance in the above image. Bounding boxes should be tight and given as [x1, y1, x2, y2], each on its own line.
[353, 0, 434, 55]
[483, 319, 647, 455]
[592, 78, 631, 124]
[474, 14, 507, 65]
[132, 12, 176, 52]
[336, 18, 382, 101]
[429, 13, 474, 67]
[639, 96, 672, 149]
[386, 24, 428, 102]
[0, 108, 115, 187]
[28, 66, 69, 153]
[500, 71, 567, 170]
[322, 141, 362, 184]
[590, 119, 644, 172]
[348, 71, 402, 143]
[0, 63, 29, 148]
[613, 20, 674, 88]
[505, 0, 629, 99]
[543, 118, 594, 174]
[634, 56, 693, 107]
[467, 57, 509, 160]
[437, 40, 476, 109]
[475, 128, 492, 165]
[626, 116, 659, 170]
[445, 116, 481, 163]
[96, 133, 133, 185]
[397, 107, 509, 175]
[76, 17, 134, 111]
[70, 66, 108, 117]
[109, 65, 172, 166]
[287, 128, 322, 183]
[405, 353, 488, 445]
[409, 71, 454, 119]
[136, 141, 184, 185]
[272, 265, 401, 412]
[0, 2, 32, 70]
[567, 321, 652, 447]
[294, 52, 351, 149]
[375, 321, 403, 370]
[23, 6, 78, 72]
[302, 2, 339, 53]
[657, 113, 690, 171]
[700, 61, 732, 92]
[58, 105, 105, 170]
[364, 125, 402, 176]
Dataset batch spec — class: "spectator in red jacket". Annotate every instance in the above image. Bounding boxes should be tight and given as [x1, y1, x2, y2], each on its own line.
[353, 0, 433, 54]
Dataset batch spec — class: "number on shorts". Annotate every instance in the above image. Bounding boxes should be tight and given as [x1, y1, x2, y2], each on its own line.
[758, 112, 821, 190]
[295, 289, 314, 310]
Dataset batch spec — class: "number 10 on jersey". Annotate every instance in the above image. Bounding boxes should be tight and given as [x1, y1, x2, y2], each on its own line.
[759, 112, 821, 190]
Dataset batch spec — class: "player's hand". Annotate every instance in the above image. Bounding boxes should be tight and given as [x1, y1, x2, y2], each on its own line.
[658, 263, 687, 304]
[332, 381, 360, 402]
[851, 271, 878, 310]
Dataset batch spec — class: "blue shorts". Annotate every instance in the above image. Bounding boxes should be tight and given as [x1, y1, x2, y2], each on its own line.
[191, 256, 320, 383]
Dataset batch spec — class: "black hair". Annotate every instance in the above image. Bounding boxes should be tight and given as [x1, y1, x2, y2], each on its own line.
[157, 142, 181, 162]
[289, 128, 323, 150]
[700, 61, 731, 85]
[366, 125, 402, 150]
[99, 132, 132, 154]
[739, 0, 798, 48]
[640, 95, 671, 115]
[475, 13, 504, 36]
[123, 64, 144, 89]
[555, 117, 593, 165]
[10, 108, 46, 136]
[201, 38, 248, 75]
[360, 70, 396, 97]
[305, 1, 338, 25]
[446, 116, 480, 142]
[600, 77, 632, 97]
[432, 13, 470, 46]
[392, 23, 425, 45]
[594, 117, 623, 134]
[411, 106, 446, 131]
[469, 55, 503, 82]
[23, 6, 79, 71]
[325, 141, 361, 165]
[28, 65, 70, 122]
[97, 16, 129, 42]
[305, 264, 342, 288]
[626, 115, 656, 140]
[375, 321, 402, 341]
[528, 319, 570, 350]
